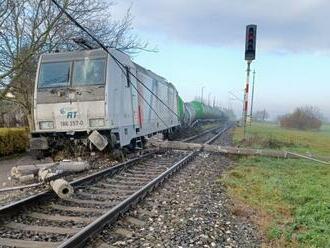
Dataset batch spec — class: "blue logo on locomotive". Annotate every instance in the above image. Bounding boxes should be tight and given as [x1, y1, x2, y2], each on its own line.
[60, 108, 78, 119]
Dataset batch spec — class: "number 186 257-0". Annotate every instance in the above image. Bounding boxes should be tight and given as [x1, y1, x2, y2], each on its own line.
[61, 120, 84, 127]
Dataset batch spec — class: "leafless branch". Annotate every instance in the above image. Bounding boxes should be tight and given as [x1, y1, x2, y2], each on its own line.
[0, 0, 153, 128]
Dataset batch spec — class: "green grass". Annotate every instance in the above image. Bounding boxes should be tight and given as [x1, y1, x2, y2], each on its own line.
[223, 122, 330, 247]
[234, 122, 330, 156]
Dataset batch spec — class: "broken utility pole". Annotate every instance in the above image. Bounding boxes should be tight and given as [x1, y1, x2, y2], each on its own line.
[149, 140, 330, 165]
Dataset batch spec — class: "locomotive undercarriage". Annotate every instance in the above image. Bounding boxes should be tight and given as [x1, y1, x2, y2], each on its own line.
[29, 130, 139, 160]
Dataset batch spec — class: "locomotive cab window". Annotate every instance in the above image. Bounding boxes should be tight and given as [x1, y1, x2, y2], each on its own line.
[38, 62, 71, 88]
[72, 59, 106, 86]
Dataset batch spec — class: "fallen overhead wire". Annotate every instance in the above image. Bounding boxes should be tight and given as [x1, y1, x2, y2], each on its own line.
[50, 0, 180, 124]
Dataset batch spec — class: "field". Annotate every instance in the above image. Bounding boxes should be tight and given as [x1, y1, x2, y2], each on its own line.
[223, 122, 330, 247]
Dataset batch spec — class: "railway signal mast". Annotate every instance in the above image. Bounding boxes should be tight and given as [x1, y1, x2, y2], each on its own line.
[243, 24, 257, 137]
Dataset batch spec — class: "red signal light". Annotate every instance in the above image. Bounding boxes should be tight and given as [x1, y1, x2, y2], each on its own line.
[245, 24, 257, 61]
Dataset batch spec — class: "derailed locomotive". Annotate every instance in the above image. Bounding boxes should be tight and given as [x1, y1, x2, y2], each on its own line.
[30, 48, 224, 153]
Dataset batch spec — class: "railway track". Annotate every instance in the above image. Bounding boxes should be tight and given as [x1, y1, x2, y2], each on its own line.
[0, 124, 232, 248]
[181, 125, 221, 143]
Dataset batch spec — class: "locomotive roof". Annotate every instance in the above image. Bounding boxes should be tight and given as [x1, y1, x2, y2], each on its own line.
[40, 49, 107, 62]
[134, 63, 165, 80]
[133, 62, 176, 89]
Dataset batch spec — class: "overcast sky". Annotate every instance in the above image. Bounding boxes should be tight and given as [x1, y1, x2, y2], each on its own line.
[112, 0, 330, 120]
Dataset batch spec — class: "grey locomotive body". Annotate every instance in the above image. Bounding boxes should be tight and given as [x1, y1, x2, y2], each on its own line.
[31, 49, 180, 152]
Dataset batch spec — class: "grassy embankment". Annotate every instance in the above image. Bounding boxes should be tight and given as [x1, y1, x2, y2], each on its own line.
[0, 128, 28, 157]
[222, 122, 330, 247]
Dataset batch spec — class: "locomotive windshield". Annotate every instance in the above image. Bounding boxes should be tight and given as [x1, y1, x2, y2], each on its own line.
[38, 58, 106, 88]
[39, 62, 70, 88]
[72, 59, 106, 86]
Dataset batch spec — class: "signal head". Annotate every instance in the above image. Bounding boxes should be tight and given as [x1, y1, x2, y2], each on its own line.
[245, 24, 257, 61]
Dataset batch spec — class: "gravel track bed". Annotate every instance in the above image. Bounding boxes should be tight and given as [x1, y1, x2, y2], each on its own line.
[0, 186, 49, 207]
[37, 207, 102, 218]
[0, 227, 69, 242]
[86, 129, 261, 247]
[187, 126, 224, 144]
[173, 121, 226, 141]
[4, 215, 86, 228]
[0, 150, 192, 246]
[74, 192, 122, 202]
[0, 126, 230, 247]
[54, 199, 113, 209]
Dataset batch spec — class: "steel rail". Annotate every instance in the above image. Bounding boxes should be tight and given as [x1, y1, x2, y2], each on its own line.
[0, 124, 233, 248]
[204, 124, 234, 145]
[58, 151, 196, 248]
[0, 152, 154, 218]
[58, 125, 232, 248]
[0, 122, 223, 217]
[182, 125, 221, 142]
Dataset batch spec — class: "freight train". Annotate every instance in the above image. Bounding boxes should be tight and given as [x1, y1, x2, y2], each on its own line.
[30, 48, 225, 154]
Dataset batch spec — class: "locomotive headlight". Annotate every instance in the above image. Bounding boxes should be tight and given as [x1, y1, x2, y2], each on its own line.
[39, 121, 54, 130]
[89, 118, 105, 127]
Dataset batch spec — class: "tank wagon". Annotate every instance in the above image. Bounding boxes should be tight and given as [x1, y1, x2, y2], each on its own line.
[182, 101, 225, 125]
[30, 48, 225, 153]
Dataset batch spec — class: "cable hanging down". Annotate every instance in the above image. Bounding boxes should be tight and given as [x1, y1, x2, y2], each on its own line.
[50, 0, 180, 126]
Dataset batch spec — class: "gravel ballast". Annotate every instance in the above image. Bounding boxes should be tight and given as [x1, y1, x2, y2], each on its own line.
[87, 130, 261, 247]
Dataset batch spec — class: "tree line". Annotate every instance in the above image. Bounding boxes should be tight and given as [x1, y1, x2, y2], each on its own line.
[279, 106, 323, 130]
[252, 106, 325, 130]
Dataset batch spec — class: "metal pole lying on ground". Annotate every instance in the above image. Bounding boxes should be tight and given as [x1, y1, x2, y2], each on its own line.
[149, 140, 330, 165]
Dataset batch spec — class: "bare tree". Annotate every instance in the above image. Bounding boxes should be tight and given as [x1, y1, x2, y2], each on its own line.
[0, 0, 68, 82]
[0, 0, 13, 27]
[0, 0, 72, 127]
[0, 0, 150, 129]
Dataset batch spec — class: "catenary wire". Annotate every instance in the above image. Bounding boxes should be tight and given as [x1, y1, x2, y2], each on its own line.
[50, 0, 180, 125]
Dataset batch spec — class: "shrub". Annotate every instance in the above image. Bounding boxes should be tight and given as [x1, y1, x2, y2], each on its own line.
[0, 128, 28, 157]
[280, 106, 322, 130]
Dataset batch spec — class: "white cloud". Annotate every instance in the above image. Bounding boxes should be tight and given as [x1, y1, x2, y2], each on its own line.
[113, 0, 330, 53]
